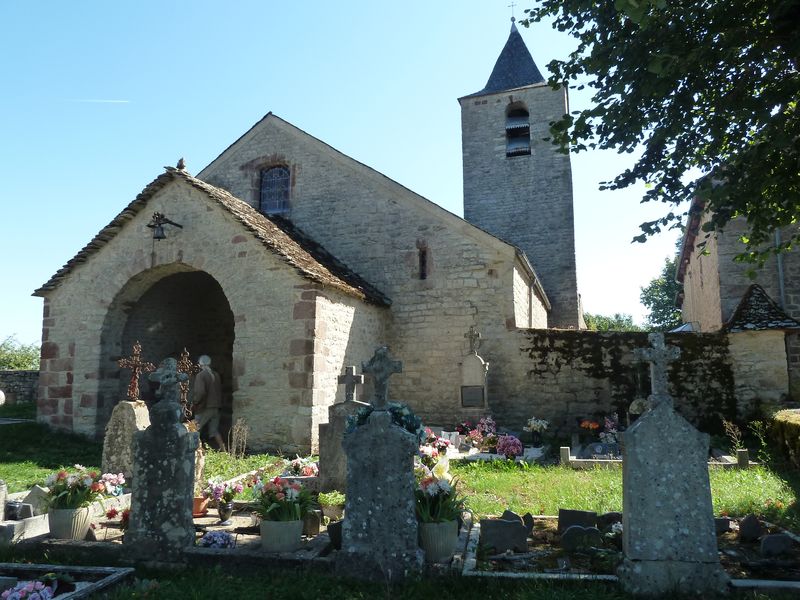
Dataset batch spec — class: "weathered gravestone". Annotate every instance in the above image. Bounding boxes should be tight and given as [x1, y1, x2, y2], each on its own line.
[618, 333, 729, 596]
[460, 326, 489, 413]
[125, 358, 197, 563]
[318, 366, 368, 493]
[336, 347, 423, 581]
[102, 401, 151, 481]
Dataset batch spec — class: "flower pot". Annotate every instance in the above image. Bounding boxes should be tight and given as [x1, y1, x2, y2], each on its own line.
[192, 497, 209, 517]
[218, 501, 234, 524]
[530, 432, 543, 448]
[48, 507, 92, 540]
[327, 519, 343, 550]
[419, 520, 458, 564]
[321, 505, 344, 522]
[260, 519, 302, 553]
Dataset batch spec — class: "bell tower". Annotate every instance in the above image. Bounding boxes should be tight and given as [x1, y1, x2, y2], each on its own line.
[459, 19, 580, 328]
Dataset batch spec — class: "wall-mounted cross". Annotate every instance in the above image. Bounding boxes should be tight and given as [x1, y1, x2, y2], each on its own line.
[338, 365, 364, 403]
[117, 341, 155, 402]
[465, 325, 482, 354]
[362, 347, 402, 409]
[634, 333, 680, 407]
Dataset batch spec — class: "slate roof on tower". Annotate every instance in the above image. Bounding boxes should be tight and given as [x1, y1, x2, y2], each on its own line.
[465, 19, 545, 97]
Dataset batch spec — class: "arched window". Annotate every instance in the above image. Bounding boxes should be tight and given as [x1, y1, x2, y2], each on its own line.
[506, 105, 531, 157]
[259, 166, 290, 214]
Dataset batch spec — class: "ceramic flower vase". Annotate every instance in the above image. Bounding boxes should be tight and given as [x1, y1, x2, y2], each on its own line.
[260, 519, 302, 552]
[48, 507, 92, 540]
[419, 520, 458, 563]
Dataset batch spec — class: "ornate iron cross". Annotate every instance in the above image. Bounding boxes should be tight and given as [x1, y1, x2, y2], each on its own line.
[337, 366, 364, 403]
[361, 347, 402, 409]
[176, 348, 201, 418]
[117, 341, 155, 402]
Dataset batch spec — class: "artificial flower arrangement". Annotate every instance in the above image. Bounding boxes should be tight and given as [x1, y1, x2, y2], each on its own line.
[1, 574, 74, 600]
[104, 507, 131, 530]
[496, 434, 523, 459]
[283, 455, 319, 477]
[203, 477, 244, 504]
[198, 530, 236, 549]
[419, 428, 451, 468]
[44, 465, 125, 510]
[580, 419, 601, 432]
[599, 413, 621, 444]
[345, 401, 424, 442]
[252, 476, 312, 521]
[414, 458, 465, 523]
[480, 433, 499, 452]
[466, 429, 484, 448]
[476, 416, 497, 436]
[523, 417, 549, 433]
[454, 420, 473, 436]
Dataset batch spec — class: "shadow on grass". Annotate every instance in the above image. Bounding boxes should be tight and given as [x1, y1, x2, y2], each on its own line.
[0, 422, 102, 471]
[0, 403, 37, 420]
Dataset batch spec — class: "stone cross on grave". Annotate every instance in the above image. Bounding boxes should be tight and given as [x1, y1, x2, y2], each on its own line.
[634, 333, 680, 408]
[465, 325, 482, 354]
[338, 366, 364, 403]
[176, 348, 200, 418]
[361, 347, 402, 409]
[117, 341, 156, 402]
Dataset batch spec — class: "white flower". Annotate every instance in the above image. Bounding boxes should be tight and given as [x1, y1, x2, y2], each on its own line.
[285, 487, 299, 501]
[432, 458, 451, 482]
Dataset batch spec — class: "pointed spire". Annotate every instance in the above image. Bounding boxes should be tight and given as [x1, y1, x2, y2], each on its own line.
[468, 21, 545, 97]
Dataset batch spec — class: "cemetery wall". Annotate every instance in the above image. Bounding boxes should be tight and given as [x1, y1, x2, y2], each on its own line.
[484, 329, 785, 436]
[198, 116, 550, 427]
[0, 370, 39, 404]
[772, 409, 800, 468]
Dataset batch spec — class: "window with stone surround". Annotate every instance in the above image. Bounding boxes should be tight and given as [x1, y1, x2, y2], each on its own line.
[506, 104, 531, 157]
[259, 166, 290, 214]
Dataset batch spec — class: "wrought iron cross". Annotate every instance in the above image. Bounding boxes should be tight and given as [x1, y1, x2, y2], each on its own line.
[465, 325, 482, 354]
[117, 341, 155, 402]
[361, 347, 402, 409]
[176, 348, 201, 418]
[337, 366, 364, 403]
[634, 333, 681, 407]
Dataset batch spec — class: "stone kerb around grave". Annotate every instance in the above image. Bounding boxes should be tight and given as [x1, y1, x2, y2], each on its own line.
[336, 408, 423, 581]
[618, 401, 729, 595]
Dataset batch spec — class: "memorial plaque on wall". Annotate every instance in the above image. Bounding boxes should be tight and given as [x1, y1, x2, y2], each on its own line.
[461, 386, 484, 408]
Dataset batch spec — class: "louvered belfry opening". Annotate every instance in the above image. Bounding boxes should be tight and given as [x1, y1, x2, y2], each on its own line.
[506, 105, 531, 157]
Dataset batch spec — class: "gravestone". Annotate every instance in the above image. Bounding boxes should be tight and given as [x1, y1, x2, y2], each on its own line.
[459, 326, 489, 413]
[318, 366, 368, 493]
[125, 358, 197, 563]
[336, 347, 422, 581]
[480, 518, 528, 553]
[101, 401, 151, 480]
[618, 333, 729, 595]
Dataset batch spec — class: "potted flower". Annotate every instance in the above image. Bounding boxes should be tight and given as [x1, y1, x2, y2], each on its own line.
[44, 466, 122, 540]
[496, 434, 523, 460]
[415, 459, 465, 564]
[523, 416, 549, 447]
[283, 456, 319, 477]
[318, 490, 345, 550]
[481, 433, 499, 454]
[203, 478, 243, 524]
[252, 476, 312, 552]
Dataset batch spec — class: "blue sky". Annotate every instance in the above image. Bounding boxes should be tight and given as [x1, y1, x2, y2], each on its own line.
[0, 1, 680, 344]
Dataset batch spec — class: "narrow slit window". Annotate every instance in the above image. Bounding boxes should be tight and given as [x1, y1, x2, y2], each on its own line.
[418, 247, 428, 280]
[506, 106, 531, 157]
[259, 166, 290, 214]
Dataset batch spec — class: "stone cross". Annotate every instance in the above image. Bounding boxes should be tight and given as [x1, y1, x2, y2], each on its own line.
[465, 325, 482, 354]
[176, 348, 200, 417]
[117, 341, 155, 402]
[148, 357, 188, 408]
[634, 333, 680, 408]
[361, 347, 402, 409]
[338, 366, 364, 403]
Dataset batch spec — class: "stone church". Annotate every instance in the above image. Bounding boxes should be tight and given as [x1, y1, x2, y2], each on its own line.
[34, 22, 584, 452]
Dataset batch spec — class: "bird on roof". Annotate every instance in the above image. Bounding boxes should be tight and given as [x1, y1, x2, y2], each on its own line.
[176, 158, 186, 170]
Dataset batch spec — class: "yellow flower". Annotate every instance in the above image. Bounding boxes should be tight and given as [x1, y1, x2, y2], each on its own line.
[432, 457, 451, 482]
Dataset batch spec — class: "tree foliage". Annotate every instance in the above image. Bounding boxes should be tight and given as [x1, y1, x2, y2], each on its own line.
[640, 256, 684, 331]
[0, 336, 40, 370]
[523, 0, 800, 261]
[583, 312, 643, 332]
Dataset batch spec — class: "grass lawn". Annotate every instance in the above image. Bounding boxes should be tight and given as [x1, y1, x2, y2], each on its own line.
[0, 403, 36, 420]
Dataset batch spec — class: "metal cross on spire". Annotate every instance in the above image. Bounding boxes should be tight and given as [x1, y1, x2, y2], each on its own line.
[176, 348, 201, 418]
[634, 333, 681, 408]
[508, 2, 517, 20]
[338, 365, 364, 403]
[362, 347, 402, 409]
[117, 341, 155, 402]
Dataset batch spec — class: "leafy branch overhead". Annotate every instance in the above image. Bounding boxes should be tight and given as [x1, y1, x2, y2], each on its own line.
[523, 0, 800, 261]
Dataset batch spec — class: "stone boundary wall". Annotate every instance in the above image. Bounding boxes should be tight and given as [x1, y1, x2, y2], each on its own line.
[0, 370, 39, 404]
[486, 329, 780, 436]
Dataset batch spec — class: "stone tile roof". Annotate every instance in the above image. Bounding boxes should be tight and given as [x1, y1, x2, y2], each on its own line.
[465, 21, 545, 98]
[34, 167, 390, 306]
[724, 284, 800, 332]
